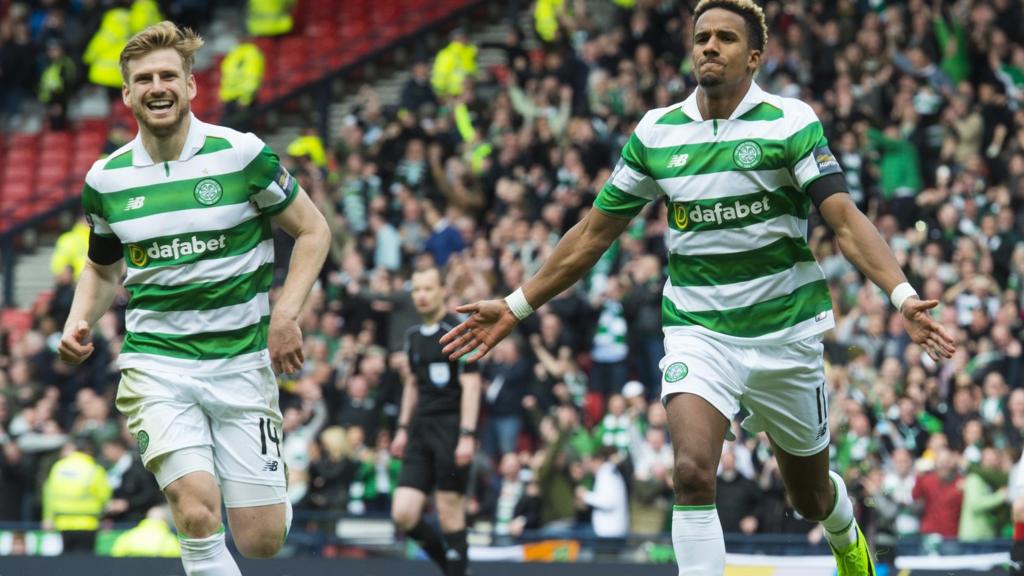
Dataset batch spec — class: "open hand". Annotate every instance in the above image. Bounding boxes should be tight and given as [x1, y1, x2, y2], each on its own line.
[440, 299, 519, 362]
[901, 297, 956, 361]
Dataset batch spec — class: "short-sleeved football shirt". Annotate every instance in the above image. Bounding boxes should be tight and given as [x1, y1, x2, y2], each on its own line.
[594, 82, 841, 345]
[82, 113, 298, 374]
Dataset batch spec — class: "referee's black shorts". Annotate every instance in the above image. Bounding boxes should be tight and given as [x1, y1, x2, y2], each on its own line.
[398, 412, 469, 494]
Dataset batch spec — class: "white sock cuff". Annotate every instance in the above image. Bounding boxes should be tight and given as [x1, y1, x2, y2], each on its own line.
[822, 470, 855, 534]
[179, 525, 226, 559]
[672, 504, 721, 538]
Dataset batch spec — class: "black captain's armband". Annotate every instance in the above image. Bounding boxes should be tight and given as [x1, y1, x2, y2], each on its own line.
[88, 230, 124, 265]
[806, 173, 849, 209]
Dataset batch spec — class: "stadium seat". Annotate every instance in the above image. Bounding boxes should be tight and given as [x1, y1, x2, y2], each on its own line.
[1, 308, 33, 347]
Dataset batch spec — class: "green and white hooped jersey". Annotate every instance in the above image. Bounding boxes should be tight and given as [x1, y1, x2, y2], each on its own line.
[82, 114, 298, 374]
[594, 82, 840, 345]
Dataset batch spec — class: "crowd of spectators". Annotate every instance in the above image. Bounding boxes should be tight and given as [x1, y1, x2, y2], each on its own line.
[2, 0, 1024, 560]
[0, 0, 218, 131]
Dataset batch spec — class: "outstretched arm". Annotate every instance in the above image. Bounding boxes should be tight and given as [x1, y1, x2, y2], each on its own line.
[441, 208, 631, 362]
[818, 192, 955, 361]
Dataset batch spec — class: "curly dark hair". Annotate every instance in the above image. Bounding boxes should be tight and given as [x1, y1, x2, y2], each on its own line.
[693, 0, 768, 53]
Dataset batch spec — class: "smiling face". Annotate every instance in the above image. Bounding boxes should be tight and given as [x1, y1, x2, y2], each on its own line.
[692, 8, 760, 90]
[122, 48, 196, 138]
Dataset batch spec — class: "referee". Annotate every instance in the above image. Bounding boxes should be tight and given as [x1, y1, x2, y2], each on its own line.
[391, 266, 481, 576]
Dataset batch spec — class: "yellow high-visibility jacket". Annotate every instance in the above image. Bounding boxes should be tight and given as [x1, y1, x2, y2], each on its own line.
[431, 40, 478, 98]
[247, 0, 295, 37]
[219, 43, 266, 106]
[50, 221, 90, 279]
[130, 0, 163, 33]
[42, 452, 112, 533]
[111, 518, 181, 557]
[83, 8, 131, 88]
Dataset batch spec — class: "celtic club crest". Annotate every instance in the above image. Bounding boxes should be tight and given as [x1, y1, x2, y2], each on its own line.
[733, 141, 763, 169]
[194, 178, 223, 206]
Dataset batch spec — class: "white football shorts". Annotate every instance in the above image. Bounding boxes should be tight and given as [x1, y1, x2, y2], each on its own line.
[116, 365, 287, 506]
[660, 330, 830, 456]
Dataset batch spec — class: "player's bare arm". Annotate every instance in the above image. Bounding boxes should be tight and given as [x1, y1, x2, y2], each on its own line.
[455, 372, 482, 467]
[818, 192, 955, 361]
[268, 187, 331, 374]
[58, 258, 124, 364]
[441, 208, 631, 362]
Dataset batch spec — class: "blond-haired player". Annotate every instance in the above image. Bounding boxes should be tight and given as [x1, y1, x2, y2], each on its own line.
[59, 21, 330, 575]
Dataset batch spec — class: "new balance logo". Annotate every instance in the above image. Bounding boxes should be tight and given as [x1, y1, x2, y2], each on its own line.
[263, 460, 279, 472]
[667, 154, 689, 168]
[125, 196, 145, 211]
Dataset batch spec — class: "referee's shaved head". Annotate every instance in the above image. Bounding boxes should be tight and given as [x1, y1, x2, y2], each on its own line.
[412, 266, 442, 285]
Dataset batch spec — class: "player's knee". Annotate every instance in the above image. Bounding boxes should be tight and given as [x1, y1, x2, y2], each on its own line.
[672, 454, 716, 501]
[235, 530, 283, 559]
[436, 503, 464, 531]
[789, 483, 833, 521]
[176, 503, 220, 538]
[392, 506, 419, 531]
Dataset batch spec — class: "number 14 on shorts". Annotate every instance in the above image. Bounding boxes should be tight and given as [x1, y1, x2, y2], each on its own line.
[258, 417, 281, 457]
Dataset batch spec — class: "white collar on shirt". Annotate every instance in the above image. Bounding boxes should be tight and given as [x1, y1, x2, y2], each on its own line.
[130, 112, 207, 167]
[679, 80, 778, 122]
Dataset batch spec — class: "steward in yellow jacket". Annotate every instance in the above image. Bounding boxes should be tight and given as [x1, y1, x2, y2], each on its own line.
[431, 29, 477, 98]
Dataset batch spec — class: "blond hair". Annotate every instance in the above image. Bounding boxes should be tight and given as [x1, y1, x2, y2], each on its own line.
[119, 21, 204, 82]
[693, 0, 768, 52]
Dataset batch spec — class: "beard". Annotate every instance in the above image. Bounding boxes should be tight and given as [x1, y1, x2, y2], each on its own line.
[697, 72, 725, 87]
[131, 95, 190, 137]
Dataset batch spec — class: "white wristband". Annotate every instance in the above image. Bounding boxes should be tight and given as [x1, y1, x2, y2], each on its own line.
[890, 282, 918, 312]
[504, 288, 534, 321]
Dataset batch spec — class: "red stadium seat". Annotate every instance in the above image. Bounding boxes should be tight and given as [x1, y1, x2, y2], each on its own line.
[1, 308, 34, 345]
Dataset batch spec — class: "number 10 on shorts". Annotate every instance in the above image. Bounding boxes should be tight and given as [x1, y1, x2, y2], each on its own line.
[258, 417, 281, 457]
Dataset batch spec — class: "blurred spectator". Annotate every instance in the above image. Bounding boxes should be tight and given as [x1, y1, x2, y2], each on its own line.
[959, 446, 1009, 541]
[629, 423, 672, 534]
[431, 27, 477, 99]
[622, 255, 664, 397]
[82, 4, 130, 92]
[422, 196, 465, 267]
[576, 446, 628, 539]
[715, 448, 760, 536]
[912, 448, 964, 538]
[589, 278, 628, 398]
[480, 452, 539, 538]
[38, 40, 77, 131]
[481, 338, 531, 460]
[281, 379, 327, 505]
[305, 426, 359, 512]
[42, 440, 112, 553]
[110, 506, 180, 557]
[535, 411, 579, 533]
[247, 0, 294, 37]
[348, 429, 400, 515]
[0, 20, 35, 130]
[400, 58, 438, 116]
[219, 40, 265, 127]
[101, 437, 162, 525]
